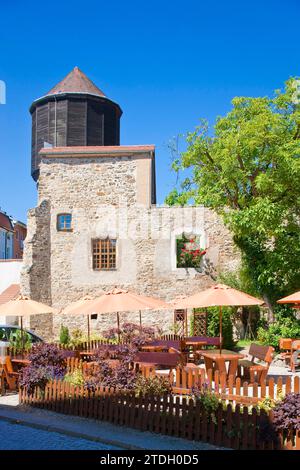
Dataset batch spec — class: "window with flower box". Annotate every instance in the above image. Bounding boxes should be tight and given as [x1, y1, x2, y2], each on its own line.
[176, 233, 206, 268]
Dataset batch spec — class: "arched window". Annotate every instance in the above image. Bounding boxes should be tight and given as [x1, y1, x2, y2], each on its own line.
[57, 213, 72, 231]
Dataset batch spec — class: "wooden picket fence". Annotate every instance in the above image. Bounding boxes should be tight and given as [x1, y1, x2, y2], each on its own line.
[56, 339, 119, 351]
[141, 366, 300, 406]
[19, 379, 300, 450]
[65, 359, 300, 406]
[65, 357, 92, 375]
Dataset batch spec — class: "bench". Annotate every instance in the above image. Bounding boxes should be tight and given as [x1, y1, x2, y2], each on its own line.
[238, 343, 274, 383]
[134, 351, 184, 371]
[186, 336, 221, 347]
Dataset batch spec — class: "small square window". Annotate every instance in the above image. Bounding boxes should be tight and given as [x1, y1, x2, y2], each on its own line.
[92, 238, 117, 270]
[57, 214, 72, 231]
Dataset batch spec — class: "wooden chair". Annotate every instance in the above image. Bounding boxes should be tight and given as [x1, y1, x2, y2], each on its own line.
[238, 343, 274, 383]
[279, 338, 293, 364]
[2, 356, 19, 391]
[291, 340, 300, 373]
[0, 368, 5, 395]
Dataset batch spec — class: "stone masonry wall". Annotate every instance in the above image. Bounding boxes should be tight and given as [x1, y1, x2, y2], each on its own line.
[21, 154, 240, 341]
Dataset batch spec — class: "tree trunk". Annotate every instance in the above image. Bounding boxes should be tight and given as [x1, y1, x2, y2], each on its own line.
[263, 294, 275, 323]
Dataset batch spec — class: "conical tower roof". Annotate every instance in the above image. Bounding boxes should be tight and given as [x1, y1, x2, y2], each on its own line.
[45, 66, 106, 98]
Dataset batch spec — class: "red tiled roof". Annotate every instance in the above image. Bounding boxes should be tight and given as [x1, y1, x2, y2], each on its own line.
[0, 284, 20, 306]
[46, 67, 106, 98]
[0, 212, 14, 232]
[40, 145, 155, 157]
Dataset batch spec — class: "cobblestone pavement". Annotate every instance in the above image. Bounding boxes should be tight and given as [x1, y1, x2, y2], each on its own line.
[0, 420, 121, 450]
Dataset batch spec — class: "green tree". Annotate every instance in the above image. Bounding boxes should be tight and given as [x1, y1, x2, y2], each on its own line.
[167, 78, 300, 314]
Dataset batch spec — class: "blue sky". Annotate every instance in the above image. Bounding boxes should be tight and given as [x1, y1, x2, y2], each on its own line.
[0, 0, 299, 222]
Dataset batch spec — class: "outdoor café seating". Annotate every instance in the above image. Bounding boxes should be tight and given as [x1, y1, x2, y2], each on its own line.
[279, 338, 300, 369]
[238, 343, 274, 383]
[0, 356, 20, 391]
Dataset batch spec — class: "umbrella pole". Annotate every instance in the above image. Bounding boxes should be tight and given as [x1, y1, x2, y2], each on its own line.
[20, 316, 24, 359]
[117, 312, 120, 343]
[87, 314, 91, 347]
[219, 306, 222, 355]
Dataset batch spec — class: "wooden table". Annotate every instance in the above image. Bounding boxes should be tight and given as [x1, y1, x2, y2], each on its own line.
[141, 345, 165, 352]
[185, 340, 207, 349]
[201, 349, 244, 379]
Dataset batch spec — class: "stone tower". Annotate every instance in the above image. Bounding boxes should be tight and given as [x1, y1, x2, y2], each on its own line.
[22, 68, 240, 341]
[30, 67, 122, 180]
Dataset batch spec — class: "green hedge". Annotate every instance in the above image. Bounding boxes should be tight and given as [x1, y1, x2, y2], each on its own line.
[257, 306, 300, 350]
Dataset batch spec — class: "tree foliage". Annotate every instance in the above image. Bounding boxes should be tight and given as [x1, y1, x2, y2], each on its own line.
[167, 78, 300, 306]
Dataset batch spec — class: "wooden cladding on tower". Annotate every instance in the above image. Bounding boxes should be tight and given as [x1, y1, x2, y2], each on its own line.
[30, 95, 121, 181]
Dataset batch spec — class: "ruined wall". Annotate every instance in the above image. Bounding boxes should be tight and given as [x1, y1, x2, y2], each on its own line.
[21, 154, 240, 341]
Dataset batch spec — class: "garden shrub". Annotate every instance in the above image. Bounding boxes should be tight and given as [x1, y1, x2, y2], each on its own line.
[272, 393, 300, 433]
[59, 325, 70, 345]
[134, 375, 172, 397]
[84, 323, 156, 391]
[9, 329, 32, 354]
[191, 382, 221, 425]
[102, 323, 155, 346]
[19, 343, 67, 393]
[64, 368, 85, 387]
[191, 382, 220, 414]
[68, 329, 108, 347]
[84, 340, 138, 391]
[257, 307, 300, 350]
[256, 396, 278, 413]
[84, 359, 137, 391]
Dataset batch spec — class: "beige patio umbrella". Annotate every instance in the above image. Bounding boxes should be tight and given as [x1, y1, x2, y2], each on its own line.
[69, 288, 171, 342]
[0, 295, 55, 351]
[277, 291, 300, 309]
[62, 295, 96, 343]
[173, 284, 264, 354]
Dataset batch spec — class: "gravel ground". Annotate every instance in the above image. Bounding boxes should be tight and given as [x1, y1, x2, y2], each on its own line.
[0, 420, 121, 450]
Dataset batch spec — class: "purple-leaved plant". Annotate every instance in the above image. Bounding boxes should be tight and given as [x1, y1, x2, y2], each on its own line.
[19, 343, 67, 394]
[272, 393, 300, 432]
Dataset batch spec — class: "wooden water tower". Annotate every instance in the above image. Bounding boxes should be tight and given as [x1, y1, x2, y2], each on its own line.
[30, 67, 122, 181]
